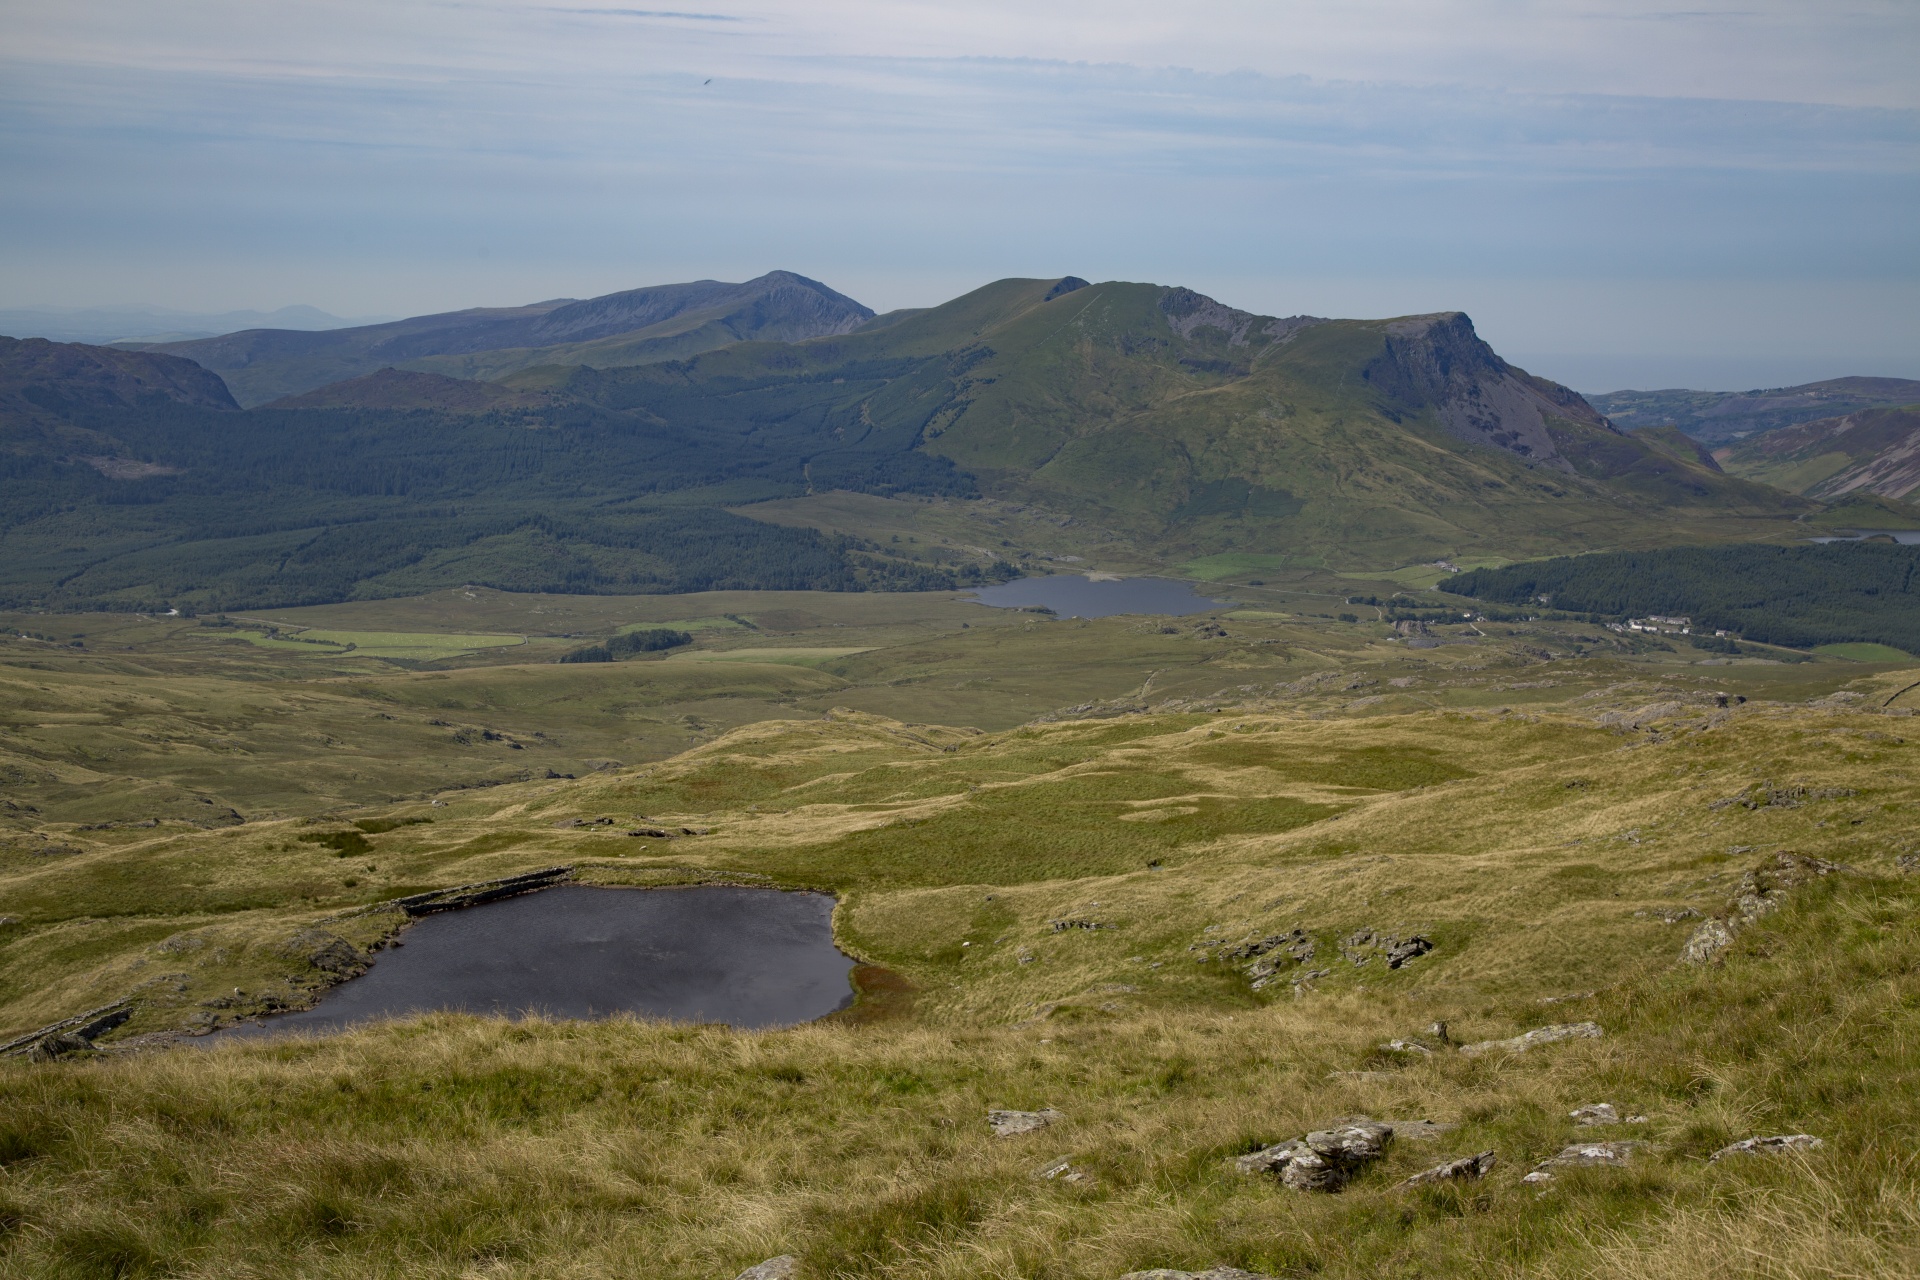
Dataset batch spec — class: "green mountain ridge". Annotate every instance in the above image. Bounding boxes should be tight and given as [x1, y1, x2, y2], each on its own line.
[0, 277, 1824, 610]
[542, 277, 1808, 568]
[138, 271, 875, 406]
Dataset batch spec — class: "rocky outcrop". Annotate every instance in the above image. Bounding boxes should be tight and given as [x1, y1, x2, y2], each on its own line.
[1158, 288, 1322, 348]
[1682, 852, 1845, 965]
[1710, 1134, 1823, 1161]
[988, 1108, 1063, 1137]
[1362, 312, 1616, 473]
[1458, 1022, 1602, 1057]
[1235, 1119, 1394, 1191]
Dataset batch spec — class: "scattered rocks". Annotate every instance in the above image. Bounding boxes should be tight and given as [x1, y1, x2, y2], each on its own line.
[1710, 1134, 1823, 1161]
[1119, 1269, 1276, 1280]
[1571, 1103, 1647, 1126]
[1337, 928, 1435, 970]
[1051, 918, 1116, 932]
[989, 1108, 1064, 1137]
[1237, 929, 1316, 988]
[1235, 1118, 1394, 1191]
[732, 1257, 798, 1280]
[1458, 1022, 1603, 1057]
[1402, 1150, 1497, 1187]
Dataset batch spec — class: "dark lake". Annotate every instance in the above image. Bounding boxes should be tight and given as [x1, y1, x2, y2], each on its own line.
[219, 885, 856, 1039]
[968, 574, 1232, 619]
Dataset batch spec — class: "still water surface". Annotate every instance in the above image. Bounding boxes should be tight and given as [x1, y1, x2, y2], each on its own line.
[969, 574, 1231, 619]
[221, 885, 855, 1038]
[1807, 531, 1920, 544]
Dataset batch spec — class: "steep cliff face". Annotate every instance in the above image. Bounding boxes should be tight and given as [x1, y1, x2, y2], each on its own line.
[1363, 312, 1615, 473]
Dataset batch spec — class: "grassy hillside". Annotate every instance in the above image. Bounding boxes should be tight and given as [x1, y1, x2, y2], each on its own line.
[1720, 403, 1920, 501]
[2, 670, 1917, 1276]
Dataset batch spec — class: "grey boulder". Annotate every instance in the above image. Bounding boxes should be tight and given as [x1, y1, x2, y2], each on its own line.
[732, 1257, 797, 1280]
[989, 1107, 1063, 1137]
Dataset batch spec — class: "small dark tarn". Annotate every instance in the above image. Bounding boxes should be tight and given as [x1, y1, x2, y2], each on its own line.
[217, 885, 857, 1040]
[968, 575, 1232, 619]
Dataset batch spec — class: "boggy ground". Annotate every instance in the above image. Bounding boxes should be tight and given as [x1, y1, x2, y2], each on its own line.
[2, 668, 1919, 1276]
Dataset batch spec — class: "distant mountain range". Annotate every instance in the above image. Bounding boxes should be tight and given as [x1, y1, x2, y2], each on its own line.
[0, 273, 1822, 611]
[0, 304, 391, 346]
[135, 272, 875, 406]
[1591, 378, 1920, 446]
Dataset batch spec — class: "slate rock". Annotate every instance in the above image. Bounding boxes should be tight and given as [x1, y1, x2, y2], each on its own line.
[1380, 1039, 1432, 1055]
[1710, 1134, 1823, 1161]
[1570, 1103, 1619, 1125]
[1537, 1140, 1639, 1169]
[989, 1107, 1063, 1137]
[1119, 1269, 1278, 1280]
[1458, 1022, 1603, 1057]
[733, 1257, 798, 1280]
[1403, 1150, 1497, 1187]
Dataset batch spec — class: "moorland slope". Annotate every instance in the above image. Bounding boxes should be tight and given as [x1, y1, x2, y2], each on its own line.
[2, 674, 1917, 1277]
[1720, 403, 1920, 501]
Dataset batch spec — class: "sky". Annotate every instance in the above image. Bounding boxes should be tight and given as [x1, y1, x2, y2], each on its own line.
[2, 1, 1915, 390]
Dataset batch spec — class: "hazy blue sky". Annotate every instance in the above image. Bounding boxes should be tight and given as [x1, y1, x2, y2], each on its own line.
[3, 1, 1915, 389]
